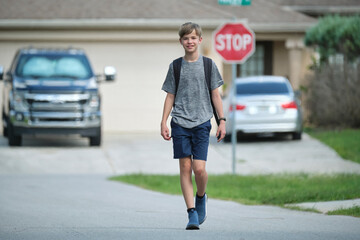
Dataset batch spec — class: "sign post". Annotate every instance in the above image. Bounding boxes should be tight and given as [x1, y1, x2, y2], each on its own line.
[213, 21, 255, 174]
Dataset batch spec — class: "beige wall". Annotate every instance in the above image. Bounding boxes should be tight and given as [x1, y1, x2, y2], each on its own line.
[273, 40, 289, 78]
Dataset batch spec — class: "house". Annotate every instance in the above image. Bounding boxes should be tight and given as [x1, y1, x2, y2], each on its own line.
[0, 0, 358, 133]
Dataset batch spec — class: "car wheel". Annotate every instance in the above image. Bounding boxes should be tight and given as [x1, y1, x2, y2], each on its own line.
[224, 134, 232, 143]
[292, 132, 302, 140]
[89, 127, 101, 146]
[8, 122, 22, 146]
[2, 112, 8, 138]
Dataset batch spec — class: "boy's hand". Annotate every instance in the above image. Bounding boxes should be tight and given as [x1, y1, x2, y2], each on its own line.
[161, 123, 171, 141]
[216, 121, 226, 142]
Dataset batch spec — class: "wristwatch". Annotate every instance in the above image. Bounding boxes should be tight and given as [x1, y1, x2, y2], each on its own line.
[219, 117, 226, 122]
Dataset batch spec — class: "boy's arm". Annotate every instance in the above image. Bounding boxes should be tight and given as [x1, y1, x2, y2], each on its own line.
[161, 93, 175, 141]
[211, 88, 226, 142]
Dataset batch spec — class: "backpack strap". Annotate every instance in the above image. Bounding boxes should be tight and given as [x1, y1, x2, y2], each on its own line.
[203, 56, 220, 126]
[172, 57, 183, 96]
[203, 56, 212, 89]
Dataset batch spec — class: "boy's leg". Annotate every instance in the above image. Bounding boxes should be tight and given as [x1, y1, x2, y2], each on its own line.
[191, 121, 211, 225]
[192, 159, 208, 196]
[191, 120, 211, 195]
[180, 156, 200, 230]
[179, 156, 194, 209]
[193, 159, 208, 224]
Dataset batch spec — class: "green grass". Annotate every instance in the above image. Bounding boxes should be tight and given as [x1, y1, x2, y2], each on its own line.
[305, 128, 360, 164]
[109, 174, 360, 206]
[327, 206, 360, 217]
[110, 128, 360, 217]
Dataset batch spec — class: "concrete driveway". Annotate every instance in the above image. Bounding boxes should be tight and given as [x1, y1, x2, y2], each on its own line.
[0, 133, 360, 175]
[1, 133, 360, 240]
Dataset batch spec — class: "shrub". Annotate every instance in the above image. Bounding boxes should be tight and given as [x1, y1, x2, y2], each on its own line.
[304, 15, 360, 128]
[306, 61, 360, 128]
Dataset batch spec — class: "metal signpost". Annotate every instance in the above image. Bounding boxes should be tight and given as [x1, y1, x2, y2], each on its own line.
[213, 21, 255, 174]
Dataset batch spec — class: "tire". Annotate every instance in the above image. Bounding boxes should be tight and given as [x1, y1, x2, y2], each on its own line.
[89, 128, 101, 146]
[292, 132, 302, 140]
[8, 122, 22, 146]
[2, 113, 8, 138]
[224, 134, 232, 143]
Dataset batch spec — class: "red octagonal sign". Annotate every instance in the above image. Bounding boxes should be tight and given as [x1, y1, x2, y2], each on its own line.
[213, 22, 255, 64]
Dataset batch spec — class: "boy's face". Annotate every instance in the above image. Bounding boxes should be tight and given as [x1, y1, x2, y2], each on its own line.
[179, 30, 202, 54]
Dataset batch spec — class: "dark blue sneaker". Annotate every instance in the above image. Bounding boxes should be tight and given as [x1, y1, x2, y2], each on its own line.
[195, 193, 207, 224]
[186, 208, 200, 230]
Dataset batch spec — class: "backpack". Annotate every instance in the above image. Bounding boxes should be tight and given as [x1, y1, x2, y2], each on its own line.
[172, 56, 220, 126]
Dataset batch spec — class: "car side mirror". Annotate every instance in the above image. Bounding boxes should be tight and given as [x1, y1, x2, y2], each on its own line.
[0, 65, 3, 80]
[104, 66, 116, 81]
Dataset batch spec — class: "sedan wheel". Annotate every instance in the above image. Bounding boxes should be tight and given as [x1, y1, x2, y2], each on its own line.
[292, 132, 302, 140]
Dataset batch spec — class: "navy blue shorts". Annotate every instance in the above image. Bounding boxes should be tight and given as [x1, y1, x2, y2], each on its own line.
[171, 119, 212, 161]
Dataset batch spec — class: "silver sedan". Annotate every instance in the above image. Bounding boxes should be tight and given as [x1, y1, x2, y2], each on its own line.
[223, 76, 303, 141]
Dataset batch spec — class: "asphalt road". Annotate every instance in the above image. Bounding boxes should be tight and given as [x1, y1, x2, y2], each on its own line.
[0, 133, 360, 240]
[1, 175, 359, 240]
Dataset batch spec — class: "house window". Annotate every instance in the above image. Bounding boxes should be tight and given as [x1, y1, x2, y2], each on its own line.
[237, 41, 273, 77]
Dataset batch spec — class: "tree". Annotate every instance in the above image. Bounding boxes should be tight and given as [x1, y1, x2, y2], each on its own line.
[305, 15, 360, 63]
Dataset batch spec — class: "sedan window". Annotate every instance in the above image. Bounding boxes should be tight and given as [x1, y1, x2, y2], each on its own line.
[237, 82, 290, 95]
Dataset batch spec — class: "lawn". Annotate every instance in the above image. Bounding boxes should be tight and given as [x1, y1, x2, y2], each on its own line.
[327, 206, 360, 217]
[305, 128, 360, 164]
[109, 174, 360, 206]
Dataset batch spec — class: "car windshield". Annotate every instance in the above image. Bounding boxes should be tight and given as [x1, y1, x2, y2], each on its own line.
[236, 82, 290, 95]
[15, 54, 93, 79]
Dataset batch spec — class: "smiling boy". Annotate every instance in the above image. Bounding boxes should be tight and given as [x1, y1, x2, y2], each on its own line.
[161, 22, 226, 230]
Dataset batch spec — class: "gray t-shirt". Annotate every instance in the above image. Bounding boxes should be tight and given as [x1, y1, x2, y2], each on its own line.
[162, 56, 224, 128]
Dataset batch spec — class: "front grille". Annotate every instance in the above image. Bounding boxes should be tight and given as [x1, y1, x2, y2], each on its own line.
[30, 102, 84, 112]
[30, 118, 84, 122]
[25, 93, 90, 123]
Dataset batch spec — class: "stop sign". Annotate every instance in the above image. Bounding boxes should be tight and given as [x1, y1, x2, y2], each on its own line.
[213, 22, 255, 63]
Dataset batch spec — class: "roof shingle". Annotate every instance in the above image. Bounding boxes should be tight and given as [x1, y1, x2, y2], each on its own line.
[0, 0, 315, 24]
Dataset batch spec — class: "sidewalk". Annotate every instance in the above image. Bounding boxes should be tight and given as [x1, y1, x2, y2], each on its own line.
[287, 199, 360, 213]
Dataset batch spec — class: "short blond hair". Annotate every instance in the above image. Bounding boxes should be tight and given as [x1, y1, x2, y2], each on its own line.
[178, 22, 202, 38]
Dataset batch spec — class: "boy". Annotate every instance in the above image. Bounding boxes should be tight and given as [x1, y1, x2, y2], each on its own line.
[161, 22, 226, 230]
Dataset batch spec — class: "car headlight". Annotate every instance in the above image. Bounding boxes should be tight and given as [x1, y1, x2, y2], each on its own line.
[88, 94, 100, 108]
[13, 80, 27, 89]
[87, 78, 98, 89]
[12, 92, 29, 112]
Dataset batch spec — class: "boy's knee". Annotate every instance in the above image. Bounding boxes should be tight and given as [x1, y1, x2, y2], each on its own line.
[193, 167, 206, 177]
